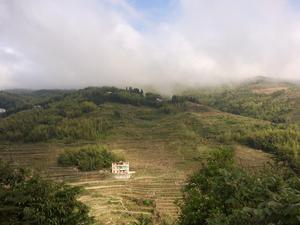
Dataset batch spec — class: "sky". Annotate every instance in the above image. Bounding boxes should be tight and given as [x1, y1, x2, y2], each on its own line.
[0, 0, 300, 92]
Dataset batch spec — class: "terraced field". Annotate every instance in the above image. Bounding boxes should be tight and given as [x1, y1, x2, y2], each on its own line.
[74, 175, 185, 224]
[0, 141, 189, 225]
[0, 139, 272, 224]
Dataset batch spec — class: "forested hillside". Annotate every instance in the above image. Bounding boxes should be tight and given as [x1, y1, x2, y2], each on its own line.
[0, 89, 73, 115]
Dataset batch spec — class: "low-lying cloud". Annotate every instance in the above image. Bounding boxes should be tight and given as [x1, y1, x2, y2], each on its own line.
[0, 0, 300, 92]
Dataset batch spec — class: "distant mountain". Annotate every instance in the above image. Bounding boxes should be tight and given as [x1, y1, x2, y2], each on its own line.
[3, 89, 35, 95]
[183, 76, 300, 124]
[0, 89, 75, 114]
[0, 91, 29, 111]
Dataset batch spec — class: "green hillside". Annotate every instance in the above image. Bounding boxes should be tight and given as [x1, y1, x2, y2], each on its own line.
[1, 82, 300, 224]
[0, 82, 299, 171]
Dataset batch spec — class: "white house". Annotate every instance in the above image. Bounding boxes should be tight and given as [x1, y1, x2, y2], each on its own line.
[0, 108, 6, 114]
[112, 161, 130, 179]
[33, 105, 43, 109]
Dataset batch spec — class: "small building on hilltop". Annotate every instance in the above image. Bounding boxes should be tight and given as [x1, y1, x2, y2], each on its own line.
[0, 108, 6, 114]
[33, 105, 43, 109]
[112, 161, 130, 179]
[156, 97, 163, 103]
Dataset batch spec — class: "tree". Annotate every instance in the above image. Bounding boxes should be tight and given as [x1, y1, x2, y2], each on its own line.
[179, 149, 300, 225]
[80, 101, 97, 113]
[58, 145, 121, 171]
[0, 160, 94, 225]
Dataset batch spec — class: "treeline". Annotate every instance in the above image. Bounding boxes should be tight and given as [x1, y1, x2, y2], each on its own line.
[171, 95, 198, 107]
[76, 86, 163, 107]
[0, 87, 165, 117]
[1, 86, 201, 118]
[195, 89, 292, 123]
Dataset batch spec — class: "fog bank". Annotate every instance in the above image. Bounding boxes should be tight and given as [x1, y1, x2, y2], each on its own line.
[1, 0, 300, 92]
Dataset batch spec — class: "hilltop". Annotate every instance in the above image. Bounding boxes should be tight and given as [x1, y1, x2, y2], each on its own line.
[183, 76, 300, 124]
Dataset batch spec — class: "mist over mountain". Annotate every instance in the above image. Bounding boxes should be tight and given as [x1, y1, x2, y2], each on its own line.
[2, 2, 300, 225]
[1, 0, 300, 91]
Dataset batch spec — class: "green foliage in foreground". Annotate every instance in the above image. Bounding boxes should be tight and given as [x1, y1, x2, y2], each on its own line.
[58, 145, 121, 171]
[0, 161, 94, 225]
[179, 149, 300, 225]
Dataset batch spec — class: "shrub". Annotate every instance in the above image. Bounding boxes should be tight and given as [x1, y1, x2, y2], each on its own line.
[142, 199, 154, 206]
[58, 145, 121, 171]
[80, 101, 97, 113]
[0, 160, 94, 225]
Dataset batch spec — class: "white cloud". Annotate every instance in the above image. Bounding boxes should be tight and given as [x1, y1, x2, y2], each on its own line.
[0, 0, 300, 91]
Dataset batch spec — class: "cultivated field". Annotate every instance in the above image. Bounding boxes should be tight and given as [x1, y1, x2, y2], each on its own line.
[0, 140, 188, 225]
[0, 140, 272, 225]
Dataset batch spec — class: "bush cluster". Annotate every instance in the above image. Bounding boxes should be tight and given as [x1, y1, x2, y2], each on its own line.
[58, 145, 121, 171]
[0, 160, 94, 225]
